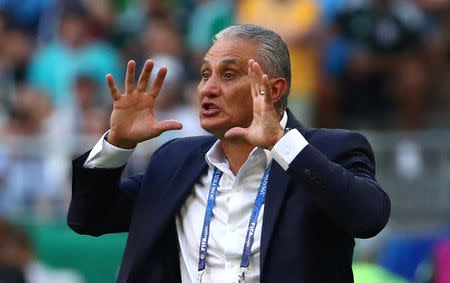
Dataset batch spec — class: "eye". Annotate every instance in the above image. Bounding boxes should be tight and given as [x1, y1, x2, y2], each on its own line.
[224, 72, 234, 79]
[201, 71, 210, 80]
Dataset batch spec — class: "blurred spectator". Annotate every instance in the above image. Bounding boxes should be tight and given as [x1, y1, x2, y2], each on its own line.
[0, 0, 53, 36]
[1, 86, 52, 137]
[0, 87, 67, 219]
[26, 0, 121, 108]
[113, 0, 183, 58]
[317, 0, 434, 129]
[45, 75, 110, 137]
[81, 0, 117, 40]
[0, 24, 34, 84]
[413, 0, 450, 126]
[0, 20, 36, 129]
[0, 219, 84, 283]
[41, 75, 109, 212]
[236, 0, 322, 127]
[319, 0, 345, 27]
[141, 0, 172, 19]
[0, 219, 29, 283]
[439, 17, 450, 111]
[414, 0, 450, 13]
[112, 0, 148, 52]
[139, 18, 182, 66]
[186, 0, 233, 75]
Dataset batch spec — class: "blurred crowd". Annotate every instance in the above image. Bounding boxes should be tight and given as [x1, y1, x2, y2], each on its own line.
[1, 0, 450, 282]
[0, 219, 84, 283]
[0, 0, 449, 219]
[0, 0, 448, 218]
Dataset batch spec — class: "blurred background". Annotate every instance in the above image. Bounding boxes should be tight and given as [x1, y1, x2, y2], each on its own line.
[0, 0, 449, 282]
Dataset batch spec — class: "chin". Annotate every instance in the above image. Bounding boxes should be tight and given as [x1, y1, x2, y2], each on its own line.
[200, 120, 227, 138]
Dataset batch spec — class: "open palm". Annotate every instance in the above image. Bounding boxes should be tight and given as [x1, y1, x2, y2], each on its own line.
[225, 59, 284, 150]
[107, 60, 182, 149]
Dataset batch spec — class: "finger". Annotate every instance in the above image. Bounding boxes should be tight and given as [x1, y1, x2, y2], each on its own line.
[251, 61, 262, 96]
[252, 60, 265, 78]
[125, 60, 136, 93]
[156, 120, 183, 133]
[149, 67, 167, 97]
[252, 61, 271, 99]
[106, 74, 121, 101]
[248, 60, 257, 99]
[224, 127, 248, 139]
[137, 60, 154, 92]
[262, 74, 272, 104]
[250, 60, 262, 98]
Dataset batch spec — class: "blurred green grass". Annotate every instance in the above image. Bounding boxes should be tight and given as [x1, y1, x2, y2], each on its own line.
[26, 222, 127, 283]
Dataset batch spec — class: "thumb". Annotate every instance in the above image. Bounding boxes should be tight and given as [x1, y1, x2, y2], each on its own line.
[157, 120, 183, 132]
[224, 127, 247, 139]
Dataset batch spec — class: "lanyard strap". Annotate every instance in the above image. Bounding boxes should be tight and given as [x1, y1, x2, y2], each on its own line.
[240, 167, 270, 268]
[198, 166, 271, 281]
[198, 167, 222, 273]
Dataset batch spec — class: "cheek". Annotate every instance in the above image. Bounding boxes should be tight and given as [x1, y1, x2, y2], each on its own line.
[196, 84, 203, 102]
[238, 87, 253, 108]
[230, 90, 253, 118]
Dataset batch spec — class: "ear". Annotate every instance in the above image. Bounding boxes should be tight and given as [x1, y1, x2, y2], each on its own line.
[269, 77, 287, 104]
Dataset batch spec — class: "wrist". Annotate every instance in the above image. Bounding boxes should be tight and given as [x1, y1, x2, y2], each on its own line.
[268, 127, 286, 150]
[107, 131, 137, 149]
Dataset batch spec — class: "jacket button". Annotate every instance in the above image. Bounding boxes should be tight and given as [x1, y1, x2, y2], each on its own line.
[304, 169, 311, 175]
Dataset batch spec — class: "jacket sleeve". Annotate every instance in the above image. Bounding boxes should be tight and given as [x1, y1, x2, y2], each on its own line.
[67, 151, 143, 236]
[287, 130, 390, 239]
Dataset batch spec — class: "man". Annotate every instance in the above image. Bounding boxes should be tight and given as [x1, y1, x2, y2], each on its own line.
[68, 24, 390, 282]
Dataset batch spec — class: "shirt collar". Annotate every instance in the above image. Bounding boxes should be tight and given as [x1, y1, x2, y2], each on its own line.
[205, 111, 288, 173]
[280, 110, 288, 129]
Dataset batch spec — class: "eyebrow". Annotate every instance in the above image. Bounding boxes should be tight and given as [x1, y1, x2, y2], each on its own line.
[201, 58, 243, 68]
[219, 58, 241, 66]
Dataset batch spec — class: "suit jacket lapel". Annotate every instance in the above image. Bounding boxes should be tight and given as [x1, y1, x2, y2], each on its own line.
[149, 146, 211, 238]
[120, 138, 216, 281]
[260, 109, 305, 272]
[130, 139, 214, 253]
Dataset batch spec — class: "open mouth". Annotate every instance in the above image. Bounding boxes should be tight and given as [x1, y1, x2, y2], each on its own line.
[203, 103, 217, 110]
[201, 102, 220, 115]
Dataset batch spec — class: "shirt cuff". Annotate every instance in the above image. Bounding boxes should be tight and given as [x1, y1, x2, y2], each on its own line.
[271, 129, 308, 171]
[83, 130, 135, 168]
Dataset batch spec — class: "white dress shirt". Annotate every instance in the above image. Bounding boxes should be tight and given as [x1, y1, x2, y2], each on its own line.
[84, 112, 308, 282]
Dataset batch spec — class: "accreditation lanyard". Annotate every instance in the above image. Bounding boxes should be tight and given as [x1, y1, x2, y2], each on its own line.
[198, 166, 271, 282]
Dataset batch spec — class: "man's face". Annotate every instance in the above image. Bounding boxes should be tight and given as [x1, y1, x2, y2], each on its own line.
[197, 38, 259, 138]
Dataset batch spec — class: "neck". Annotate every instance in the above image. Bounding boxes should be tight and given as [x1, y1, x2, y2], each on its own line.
[220, 138, 255, 175]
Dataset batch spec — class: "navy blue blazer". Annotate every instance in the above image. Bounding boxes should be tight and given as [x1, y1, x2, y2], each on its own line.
[68, 110, 390, 283]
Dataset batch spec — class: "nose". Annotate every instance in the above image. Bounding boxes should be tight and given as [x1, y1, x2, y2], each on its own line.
[198, 75, 220, 98]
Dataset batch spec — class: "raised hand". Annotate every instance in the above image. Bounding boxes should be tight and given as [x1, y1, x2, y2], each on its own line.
[224, 59, 284, 150]
[106, 60, 182, 149]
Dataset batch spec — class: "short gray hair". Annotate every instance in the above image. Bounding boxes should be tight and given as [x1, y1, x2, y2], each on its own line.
[213, 24, 291, 115]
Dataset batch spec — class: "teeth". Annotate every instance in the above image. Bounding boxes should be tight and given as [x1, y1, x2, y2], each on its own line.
[206, 105, 216, 110]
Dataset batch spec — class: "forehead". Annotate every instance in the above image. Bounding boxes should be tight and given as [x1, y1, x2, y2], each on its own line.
[203, 38, 259, 67]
